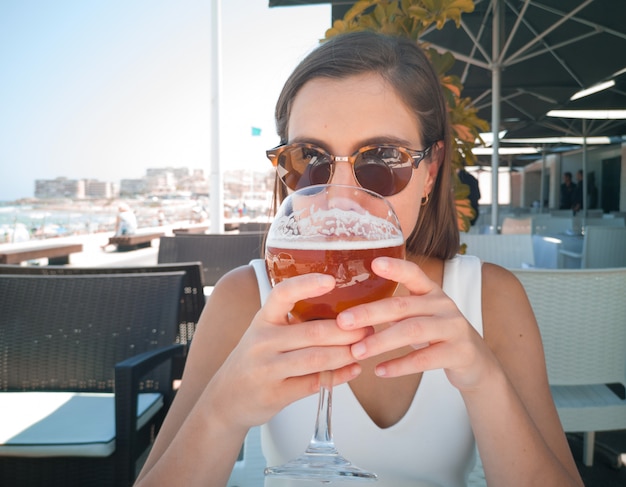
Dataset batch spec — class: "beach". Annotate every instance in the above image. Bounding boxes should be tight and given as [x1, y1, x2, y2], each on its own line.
[0, 197, 209, 243]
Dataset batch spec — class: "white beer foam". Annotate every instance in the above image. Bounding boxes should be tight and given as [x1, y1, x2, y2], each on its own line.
[268, 207, 404, 248]
[266, 236, 404, 251]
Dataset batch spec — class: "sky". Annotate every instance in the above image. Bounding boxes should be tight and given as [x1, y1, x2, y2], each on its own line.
[0, 0, 331, 201]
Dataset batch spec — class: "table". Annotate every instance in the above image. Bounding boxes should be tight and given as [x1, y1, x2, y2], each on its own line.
[0, 242, 83, 265]
[107, 232, 164, 251]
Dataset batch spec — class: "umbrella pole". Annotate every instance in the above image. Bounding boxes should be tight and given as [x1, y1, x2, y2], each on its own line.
[540, 146, 547, 213]
[582, 119, 588, 227]
[508, 156, 513, 213]
[490, 0, 502, 233]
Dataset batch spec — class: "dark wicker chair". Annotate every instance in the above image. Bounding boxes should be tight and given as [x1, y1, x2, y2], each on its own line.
[158, 233, 265, 286]
[237, 221, 271, 233]
[0, 272, 186, 487]
[0, 262, 206, 348]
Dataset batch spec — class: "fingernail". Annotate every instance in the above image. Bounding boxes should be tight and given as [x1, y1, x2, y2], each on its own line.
[318, 274, 335, 287]
[351, 342, 366, 358]
[350, 363, 362, 377]
[373, 257, 390, 271]
[375, 365, 387, 377]
[338, 311, 355, 328]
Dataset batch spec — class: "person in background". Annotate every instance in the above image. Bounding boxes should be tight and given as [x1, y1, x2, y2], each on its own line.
[134, 32, 583, 487]
[574, 170, 600, 213]
[114, 202, 138, 236]
[458, 167, 481, 226]
[157, 208, 166, 227]
[572, 170, 583, 213]
[559, 171, 575, 210]
[101, 202, 137, 251]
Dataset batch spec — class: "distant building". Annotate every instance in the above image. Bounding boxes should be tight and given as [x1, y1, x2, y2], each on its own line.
[119, 179, 147, 196]
[224, 169, 274, 196]
[32, 166, 275, 200]
[145, 171, 176, 194]
[179, 168, 209, 195]
[147, 167, 190, 180]
[85, 179, 116, 199]
[35, 177, 85, 199]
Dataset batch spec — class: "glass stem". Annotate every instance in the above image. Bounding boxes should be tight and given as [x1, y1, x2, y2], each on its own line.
[305, 370, 338, 455]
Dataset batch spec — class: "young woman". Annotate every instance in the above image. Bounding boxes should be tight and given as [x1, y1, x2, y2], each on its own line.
[135, 31, 583, 487]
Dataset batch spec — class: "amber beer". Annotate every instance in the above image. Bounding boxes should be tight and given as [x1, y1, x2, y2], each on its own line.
[266, 237, 405, 321]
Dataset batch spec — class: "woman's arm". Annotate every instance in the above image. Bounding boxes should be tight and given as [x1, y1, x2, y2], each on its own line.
[467, 263, 582, 486]
[135, 265, 369, 486]
[134, 265, 261, 486]
[337, 258, 583, 487]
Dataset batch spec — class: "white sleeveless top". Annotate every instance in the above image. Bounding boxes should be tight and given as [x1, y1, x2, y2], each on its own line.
[250, 254, 483, 487]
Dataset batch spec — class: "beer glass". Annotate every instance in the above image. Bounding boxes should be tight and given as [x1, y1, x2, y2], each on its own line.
[264, 184, 405, 481]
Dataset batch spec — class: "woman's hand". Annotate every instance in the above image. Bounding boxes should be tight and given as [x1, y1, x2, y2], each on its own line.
[336, 257, 498, 392]
[207, 272, 371, 430]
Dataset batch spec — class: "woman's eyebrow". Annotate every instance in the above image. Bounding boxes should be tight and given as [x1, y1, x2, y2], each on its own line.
[287, 135, 418, 151]
[288, 136, 326, 147]
[357, 136, 417, 148]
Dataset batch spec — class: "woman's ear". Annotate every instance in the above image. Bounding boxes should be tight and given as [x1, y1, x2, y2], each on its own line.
[423, 140, 444, 196]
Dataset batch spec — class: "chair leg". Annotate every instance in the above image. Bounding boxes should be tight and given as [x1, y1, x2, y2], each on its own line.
[583, 431, 595, 466]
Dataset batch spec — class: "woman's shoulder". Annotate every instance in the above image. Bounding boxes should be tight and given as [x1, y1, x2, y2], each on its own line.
[191, 264, 263, 351]
[480, 262, 539, 352]
[209, 263, 263, 316]
[441, 255, 525, 298]
[182, 264, 263, 385]
[481, 262, 526, 298]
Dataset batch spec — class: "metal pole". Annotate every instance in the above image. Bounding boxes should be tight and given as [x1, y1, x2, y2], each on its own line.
[209, 0, 224, 234]
[582, 119, 588, 227]
[540, 145, 546, 213]
[490, 0, 502, 232]
[508, 156, 513, 212]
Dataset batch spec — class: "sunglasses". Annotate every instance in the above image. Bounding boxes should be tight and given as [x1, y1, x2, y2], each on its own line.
[266, 142, 433, 197]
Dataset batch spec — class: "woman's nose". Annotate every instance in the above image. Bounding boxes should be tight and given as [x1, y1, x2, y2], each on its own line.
[329, 160, 358, 187]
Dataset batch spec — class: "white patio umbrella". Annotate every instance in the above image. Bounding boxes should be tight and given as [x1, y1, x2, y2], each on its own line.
[209, 0, 224, 233]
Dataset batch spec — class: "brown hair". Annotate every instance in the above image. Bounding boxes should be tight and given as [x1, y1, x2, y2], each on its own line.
[272, 31, 459, 260]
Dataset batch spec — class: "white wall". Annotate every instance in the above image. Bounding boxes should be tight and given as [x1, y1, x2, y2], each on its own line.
[520, 143, 624, 212]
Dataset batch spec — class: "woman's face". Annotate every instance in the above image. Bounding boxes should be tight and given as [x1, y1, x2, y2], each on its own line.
[286, 73, 440, 240]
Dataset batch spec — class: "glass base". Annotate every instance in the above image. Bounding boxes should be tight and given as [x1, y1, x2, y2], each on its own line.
[264, 452, 377, 482]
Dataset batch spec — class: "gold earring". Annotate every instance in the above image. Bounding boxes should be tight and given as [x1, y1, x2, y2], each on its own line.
[421, 193, 430, 206]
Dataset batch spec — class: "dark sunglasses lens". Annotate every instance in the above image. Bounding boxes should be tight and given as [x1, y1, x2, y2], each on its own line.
[355, 148, 412, 196]
[304, 161, 332, 188]
[354, 160, 395, 196]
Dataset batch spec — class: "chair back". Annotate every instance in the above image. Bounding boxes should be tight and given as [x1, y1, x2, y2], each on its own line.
[585, 209, 605, 218]
[582, 217, 625, 227]
[580, 226, 626, 268]
[0, 262, 205, 346]
[550, 210, 575, 217]
[531, 216, 574, 236]
[0, 272, 184, 393]
[238, 221, 271, 233]
[460, 234, 534, 268]
[512, 268, 626, 387]
[158, 233, 265, 286]
[501, 217, 531, 234]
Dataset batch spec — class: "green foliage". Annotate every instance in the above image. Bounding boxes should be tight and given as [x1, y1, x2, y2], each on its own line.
[324, 0, 487, 232]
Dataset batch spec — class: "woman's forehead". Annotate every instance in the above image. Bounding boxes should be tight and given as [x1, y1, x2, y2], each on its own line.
[287, 73, 422, 149]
